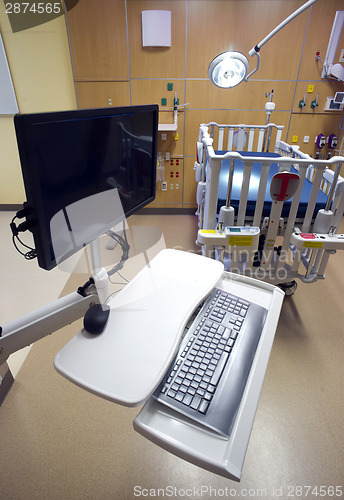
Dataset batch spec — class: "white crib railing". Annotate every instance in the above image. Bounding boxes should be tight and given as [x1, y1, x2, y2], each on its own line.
[199, 122, 284, 154]
[195, 123, 344, 289]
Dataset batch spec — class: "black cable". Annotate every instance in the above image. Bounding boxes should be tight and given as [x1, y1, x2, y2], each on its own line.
[10, 214, 37, 260]
[12, 235, 37, 260]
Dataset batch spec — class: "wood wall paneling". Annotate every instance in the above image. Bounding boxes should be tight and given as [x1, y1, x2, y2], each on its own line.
[186, 0, 308, 80]
[299, 0, 344, 81]
[76, 81, 131, 109]
[130, 79, 184, 108]
[126, 0, 187, 79]
[158, 113, 184, 157]
[66, 0, 129, 80]
[185, 80, 297, 113]
[65, 0, 344, 209]
[289, 112, 344, 157]
[293, 80, 344, 113]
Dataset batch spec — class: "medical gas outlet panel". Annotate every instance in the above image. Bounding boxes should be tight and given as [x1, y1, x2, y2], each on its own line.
[155, 152, 183, 205]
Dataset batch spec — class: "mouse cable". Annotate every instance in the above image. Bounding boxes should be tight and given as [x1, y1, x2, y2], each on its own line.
[115, 270, 129, 284]
[77, 224, 130, 297]
[106, 223, 130, 277]
[103, 287, 124, 305]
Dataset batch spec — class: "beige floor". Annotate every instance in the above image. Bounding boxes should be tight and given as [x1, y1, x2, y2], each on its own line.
[0, 212, 343, 500]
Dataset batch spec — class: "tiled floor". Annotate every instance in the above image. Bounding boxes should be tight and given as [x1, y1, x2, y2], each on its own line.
[1, 211, 343, 499]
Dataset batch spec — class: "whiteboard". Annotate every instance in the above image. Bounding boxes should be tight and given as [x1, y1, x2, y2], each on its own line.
[0, 32, 18, 114]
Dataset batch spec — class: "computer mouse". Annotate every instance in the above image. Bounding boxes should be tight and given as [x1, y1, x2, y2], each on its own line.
[83, 303, 110, 335]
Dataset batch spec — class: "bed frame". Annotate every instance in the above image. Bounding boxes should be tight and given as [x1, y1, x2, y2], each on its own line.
[195, 122, 344, 294]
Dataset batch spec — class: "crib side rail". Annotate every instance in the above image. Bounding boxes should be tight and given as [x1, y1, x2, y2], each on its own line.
[277, 140, 344, 198]
[196, 129, 344, 285]
[200, 122, 284, 154]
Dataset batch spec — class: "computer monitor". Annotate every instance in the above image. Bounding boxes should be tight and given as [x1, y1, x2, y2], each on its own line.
[14, 104, 159, 270]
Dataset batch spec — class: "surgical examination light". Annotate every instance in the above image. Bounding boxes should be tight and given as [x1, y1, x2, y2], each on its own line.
[208, 0, 318, 88]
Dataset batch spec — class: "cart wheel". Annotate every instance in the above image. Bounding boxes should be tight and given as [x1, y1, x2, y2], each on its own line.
[279, 280, 297, 296]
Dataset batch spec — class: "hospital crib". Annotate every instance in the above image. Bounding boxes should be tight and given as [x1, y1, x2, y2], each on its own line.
[195, 122, 344, 294]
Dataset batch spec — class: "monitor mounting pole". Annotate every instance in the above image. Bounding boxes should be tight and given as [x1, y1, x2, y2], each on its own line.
[0, 238, 112, 367]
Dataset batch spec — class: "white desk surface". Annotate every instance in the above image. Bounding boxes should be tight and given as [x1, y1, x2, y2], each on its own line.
[54, 249, 224, 406]
[54, 249, 284, 481]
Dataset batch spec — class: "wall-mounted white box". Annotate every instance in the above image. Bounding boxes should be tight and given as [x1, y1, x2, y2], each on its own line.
[142, 10, 171, 47]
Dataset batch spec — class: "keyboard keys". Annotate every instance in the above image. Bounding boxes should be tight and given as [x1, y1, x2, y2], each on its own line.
[210, 352, 229, 386]
[183, 394, 193, 405]
[154, 288, 267, 437]
[175, 392, 184, 402]
[199, 400, 210, 414]
[190, 395, 202, 410]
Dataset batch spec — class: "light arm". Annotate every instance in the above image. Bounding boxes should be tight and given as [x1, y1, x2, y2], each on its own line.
[248, 0, 318, 57]
[208, 0, 319, 88]
[244, 52, 260, 81]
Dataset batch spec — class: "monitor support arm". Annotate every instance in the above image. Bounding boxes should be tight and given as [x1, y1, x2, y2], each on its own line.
[0, 290, 99, 366]
[0, 239, 109, 366]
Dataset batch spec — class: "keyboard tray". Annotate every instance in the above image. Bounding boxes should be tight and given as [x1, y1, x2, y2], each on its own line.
[134, 272, 284, 481]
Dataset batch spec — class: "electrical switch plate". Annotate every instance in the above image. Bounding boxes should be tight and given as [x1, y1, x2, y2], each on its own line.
[340, 49, 344, 63]
[307, 85, 314, 93]
[292, 135, 298, 143]
[303, 136, 310, 143]
[162, 182, 167, 191]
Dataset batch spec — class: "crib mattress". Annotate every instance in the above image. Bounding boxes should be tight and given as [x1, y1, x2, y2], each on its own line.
[216, 151, 328, 219]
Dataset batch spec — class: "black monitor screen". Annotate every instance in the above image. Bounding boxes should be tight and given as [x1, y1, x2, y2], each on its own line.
[14, 105, 158, 270]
